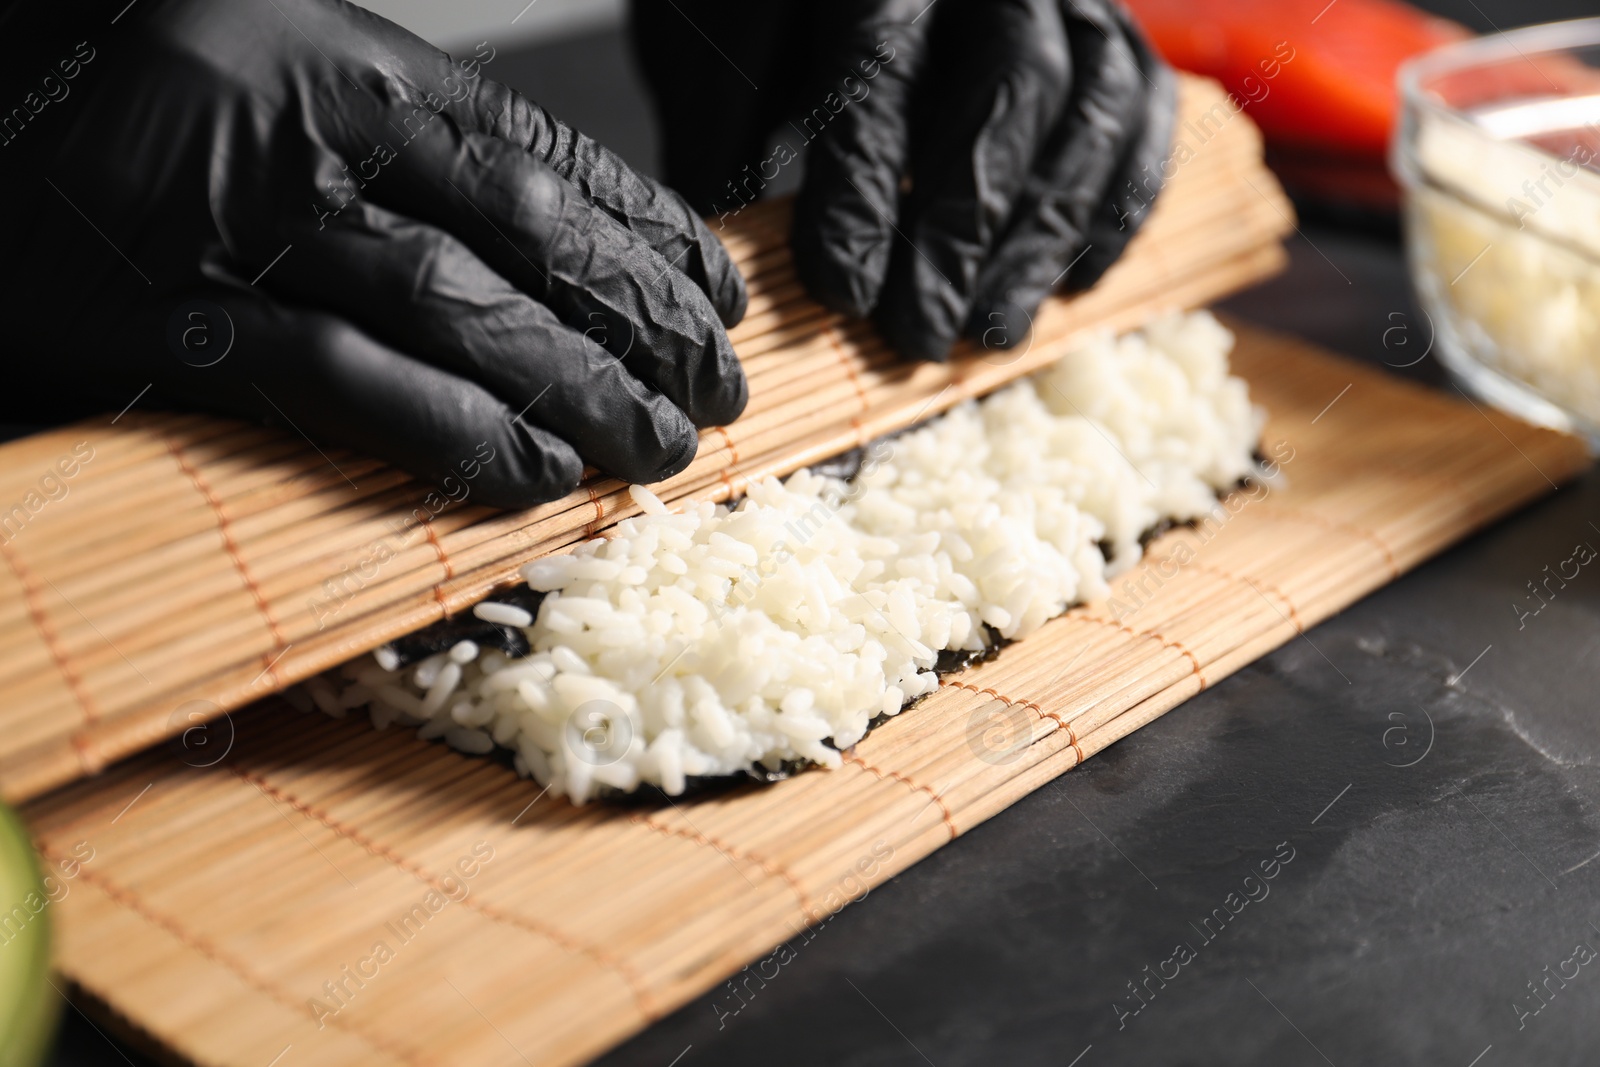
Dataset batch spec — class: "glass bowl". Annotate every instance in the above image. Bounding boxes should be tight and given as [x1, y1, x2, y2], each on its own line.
[1395, 19, 1600, 445]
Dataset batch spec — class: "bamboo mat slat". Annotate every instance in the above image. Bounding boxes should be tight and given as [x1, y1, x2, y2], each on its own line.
[0, 76, 1294, 803]
[23, 320, 1591, 1067]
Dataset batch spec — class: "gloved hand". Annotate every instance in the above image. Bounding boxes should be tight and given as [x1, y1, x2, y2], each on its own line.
[0, 0, 747, 508]
[631, 0, 1174, 361]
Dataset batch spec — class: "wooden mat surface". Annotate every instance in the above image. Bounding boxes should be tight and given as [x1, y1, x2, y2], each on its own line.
[0, 76, 1289, 803]
[24, 321, 1590, 1067]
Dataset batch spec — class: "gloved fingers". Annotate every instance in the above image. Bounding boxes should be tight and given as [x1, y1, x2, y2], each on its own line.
[789, 6, 927, 318]
[874, 0, 1072, 361]
[328, 113, 747, 430]
[446, 73, 749, 326]
[965, 0, 1161, 343]
[268, 201, 700, 486]
[1068, 59, 1177, 291]
[151, 287, 586, 510]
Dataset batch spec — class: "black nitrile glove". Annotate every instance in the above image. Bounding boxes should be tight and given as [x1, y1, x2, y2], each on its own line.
[0, 0, 747, 508]
[631, 0, 1174, 361]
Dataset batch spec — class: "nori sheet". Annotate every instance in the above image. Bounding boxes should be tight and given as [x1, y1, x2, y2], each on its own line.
[359, 439, 1270, 804]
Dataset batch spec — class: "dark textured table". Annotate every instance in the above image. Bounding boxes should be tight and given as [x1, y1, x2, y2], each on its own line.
[47, 1, 1600, 1063]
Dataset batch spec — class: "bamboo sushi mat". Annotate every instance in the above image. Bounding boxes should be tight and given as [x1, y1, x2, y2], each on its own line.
[0, 76, 1291, 804]
[24, 319, 1592, 1066]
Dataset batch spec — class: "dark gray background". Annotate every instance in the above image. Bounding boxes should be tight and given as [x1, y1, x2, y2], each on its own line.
[46, 1, 1600, 1063]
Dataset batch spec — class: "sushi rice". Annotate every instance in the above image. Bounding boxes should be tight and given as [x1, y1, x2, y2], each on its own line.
[306, 311, 1264, 802]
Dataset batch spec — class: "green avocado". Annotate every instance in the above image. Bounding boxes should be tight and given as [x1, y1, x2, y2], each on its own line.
[0, 802, 57, 1067]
